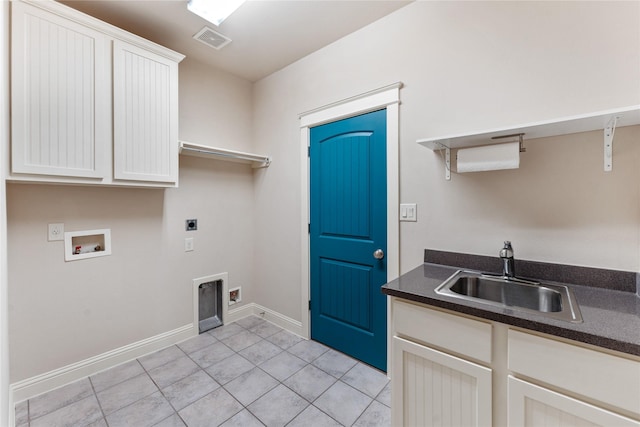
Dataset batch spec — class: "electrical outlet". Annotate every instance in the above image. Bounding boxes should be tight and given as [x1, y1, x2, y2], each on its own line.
[48, 223, 64, 241]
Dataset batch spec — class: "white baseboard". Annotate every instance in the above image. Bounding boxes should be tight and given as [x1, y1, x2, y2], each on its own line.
[9, 303, 303, 408]
[227, 303, 304, 337]
[10, 323, 194, 404]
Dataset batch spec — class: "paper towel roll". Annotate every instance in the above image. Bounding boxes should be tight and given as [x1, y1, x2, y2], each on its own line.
[456, 142, 520, 173]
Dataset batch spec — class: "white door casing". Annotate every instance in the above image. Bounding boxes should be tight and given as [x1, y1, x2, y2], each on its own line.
[299, 82, 401, 372]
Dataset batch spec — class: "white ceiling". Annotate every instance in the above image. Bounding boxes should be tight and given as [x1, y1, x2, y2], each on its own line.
[59, 0, 412, 82]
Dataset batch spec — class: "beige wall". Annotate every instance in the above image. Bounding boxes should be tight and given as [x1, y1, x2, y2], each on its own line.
[5, 0, 640, 386]
[7, 58, 256, 382]
[252, 1, 640, 323]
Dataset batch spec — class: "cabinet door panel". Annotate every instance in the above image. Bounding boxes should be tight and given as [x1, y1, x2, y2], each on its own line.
[508, 377, 640, 427]
[392, 336, 492, 427]
[113, 40, 178, 184]
[11, 1, 109, 178]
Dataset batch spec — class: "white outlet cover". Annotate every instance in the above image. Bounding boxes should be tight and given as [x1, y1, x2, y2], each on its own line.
[48, 223, 64, 241]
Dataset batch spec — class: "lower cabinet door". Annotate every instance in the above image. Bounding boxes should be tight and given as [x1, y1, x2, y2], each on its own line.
[392, 336, 492, 427]
[508, 376, 640, 427]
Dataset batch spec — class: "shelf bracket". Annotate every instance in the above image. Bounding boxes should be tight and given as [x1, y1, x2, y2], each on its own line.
[604, 117, 618, 172]
[445, 147, 451, 181]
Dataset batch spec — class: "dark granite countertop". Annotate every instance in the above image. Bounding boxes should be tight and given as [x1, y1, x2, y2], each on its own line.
[382, 254, 640, 357]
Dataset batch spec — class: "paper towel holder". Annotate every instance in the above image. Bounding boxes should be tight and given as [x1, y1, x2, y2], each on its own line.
[491, 133, 526, 152]
[433, 134, 524, 181]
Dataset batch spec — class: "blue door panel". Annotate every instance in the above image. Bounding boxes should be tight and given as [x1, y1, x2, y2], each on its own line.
[318, 258, 372, 331]
[310, 109, 387, 371]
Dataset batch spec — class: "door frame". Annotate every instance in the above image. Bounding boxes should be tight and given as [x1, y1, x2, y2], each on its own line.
[299, 82, 402, 371]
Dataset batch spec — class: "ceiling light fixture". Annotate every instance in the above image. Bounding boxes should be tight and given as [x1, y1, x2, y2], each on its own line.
[187, 0, 246, 26]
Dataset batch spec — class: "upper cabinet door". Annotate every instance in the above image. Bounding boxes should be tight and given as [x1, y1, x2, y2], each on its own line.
[113, 40, 179, 184]
[11, 1, 110, 179]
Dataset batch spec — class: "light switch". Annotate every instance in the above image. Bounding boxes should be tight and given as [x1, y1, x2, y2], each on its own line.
[400, 203, 417, 222]
[185, 237, 194, 252]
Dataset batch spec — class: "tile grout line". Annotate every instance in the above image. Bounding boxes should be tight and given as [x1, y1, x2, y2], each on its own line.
[86, 376, 109, 427]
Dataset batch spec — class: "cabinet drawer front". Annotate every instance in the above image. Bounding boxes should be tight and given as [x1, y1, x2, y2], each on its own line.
[509, 376, 640, 426]
[508, 329, 640, 415]
[393, 299, 492, 364]
[392, 336, 492, 427]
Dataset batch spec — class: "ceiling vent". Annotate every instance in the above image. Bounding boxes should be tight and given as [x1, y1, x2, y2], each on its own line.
[193, 26, 232, 50]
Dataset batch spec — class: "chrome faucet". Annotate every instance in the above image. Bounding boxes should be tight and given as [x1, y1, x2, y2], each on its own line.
[500, 241, 515, 278]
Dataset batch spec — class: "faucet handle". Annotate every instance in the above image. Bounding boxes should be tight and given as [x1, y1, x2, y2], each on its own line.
[500, 241, 514, 258]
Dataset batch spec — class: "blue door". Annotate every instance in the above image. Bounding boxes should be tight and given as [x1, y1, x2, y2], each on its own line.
[310, 109, 387, 371]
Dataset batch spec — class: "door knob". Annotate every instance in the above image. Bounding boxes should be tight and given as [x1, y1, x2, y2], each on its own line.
[373, 249, 384, 260]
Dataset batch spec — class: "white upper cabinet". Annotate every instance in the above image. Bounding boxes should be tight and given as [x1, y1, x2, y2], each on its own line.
[10, 0, 184, 187]
[11, 1, 110, 179]
[113, 41, 179, 184]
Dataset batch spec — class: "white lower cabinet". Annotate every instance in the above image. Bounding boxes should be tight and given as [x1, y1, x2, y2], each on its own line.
[508, 376, 640, 427]
[392, 336, 492, 427]
[390, 297, 640, 426]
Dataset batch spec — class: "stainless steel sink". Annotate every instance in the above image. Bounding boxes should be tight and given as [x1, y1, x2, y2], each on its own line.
[435, 270, 583, 323]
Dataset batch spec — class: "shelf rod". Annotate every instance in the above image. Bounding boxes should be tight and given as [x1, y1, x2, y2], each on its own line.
[179, 141, 271, 168]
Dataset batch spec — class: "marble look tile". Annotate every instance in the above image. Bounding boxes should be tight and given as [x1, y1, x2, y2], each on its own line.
[178, 388, 242, 427]
[259, 351, 307, 382]
[224, 367, 278, 406]
[314, 381, 372, 427]
[106, 392, 174, 427]
[153, 413, 186, 427]
[219, 409, 264, 427]
[96, 373, 158, 414]
[238, 339, 282, 365]
[147, 355, 200, 389]
[14, 400, 28, 426]
[247, 384, 308, 427]
[86, 418, 108, 427]
[287, 340, 329, 363]
[353, 400, 391, 427]
[139, 346, 184, 371]
[177, 333, 217, 355]
[266, 330, 304, 350]
[86, 418, 109, 427]
[221, 330, 262, 352]
[312, 349, 358, 378]
[31, 395, 102, 427]
[205, 354, 255, 385]
[161, 369, 219, 411]
[29, 378, 94, 419]
[188, 341, 235, 369]
[376, 382, 391, 407]
[90, 360, 145, 393]
[249, 321, 283, 338]
[342, 363, 389, 398]
[288, 405, 342, 427]
[283, 364, 336, 402]
[235, 315, 265, 330]
[208, 323, 245, 340]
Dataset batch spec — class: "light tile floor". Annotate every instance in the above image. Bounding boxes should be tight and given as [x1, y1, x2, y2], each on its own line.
[15, 316, 391, 427]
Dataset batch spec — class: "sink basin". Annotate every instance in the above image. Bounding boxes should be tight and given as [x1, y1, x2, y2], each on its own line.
[435, 270, 583, 323]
